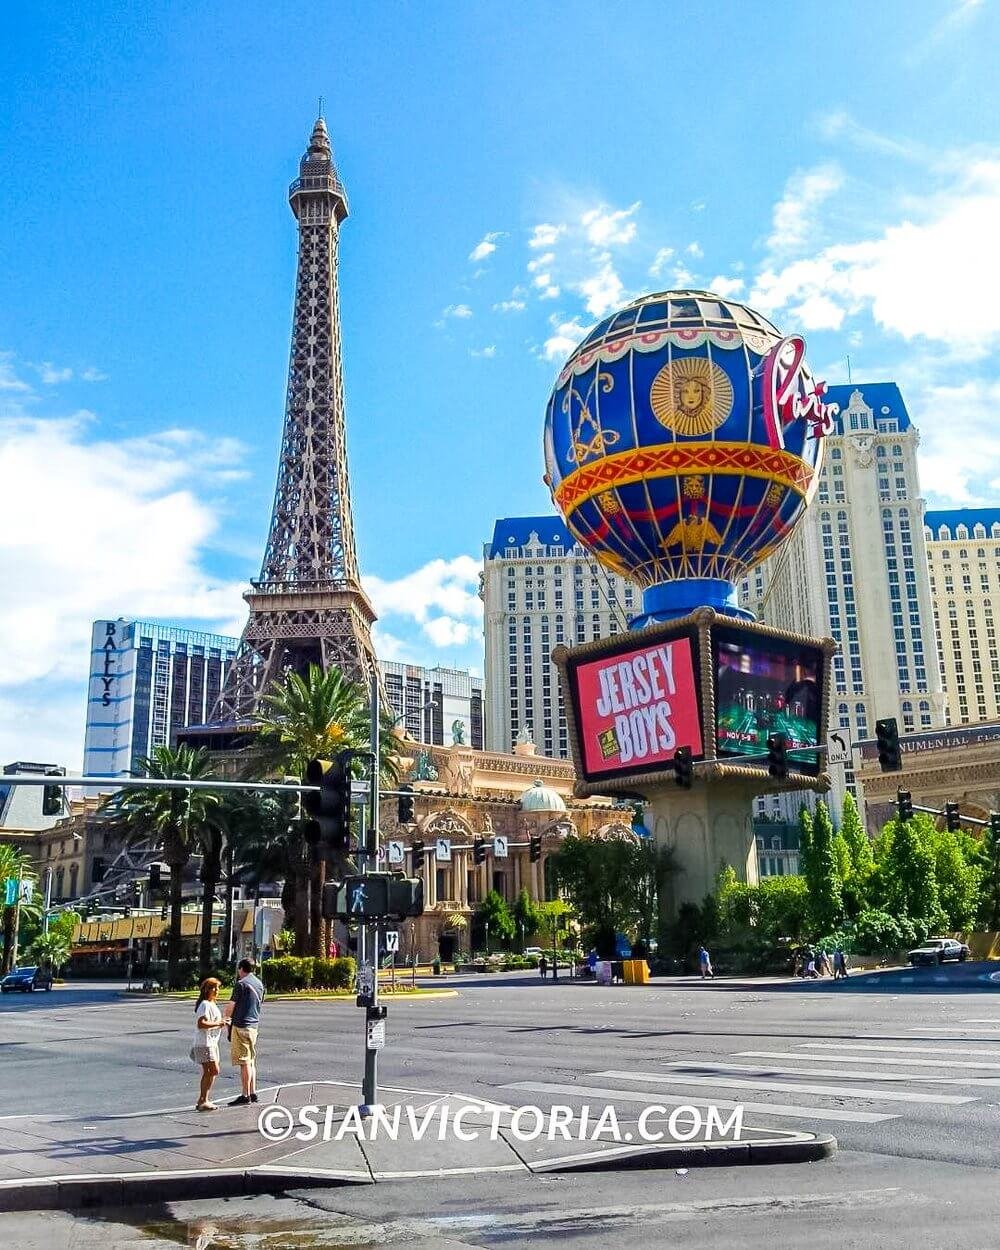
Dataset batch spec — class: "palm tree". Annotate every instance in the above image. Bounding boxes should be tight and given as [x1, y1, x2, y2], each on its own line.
[108, 744, 220, 988]
[28, 929, 72, 974]
[247, 664, 401, 956]
[217, 789, 300, 961]
[0, 846, 40, 973]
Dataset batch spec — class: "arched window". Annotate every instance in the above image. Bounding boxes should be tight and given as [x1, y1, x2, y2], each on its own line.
[974, 525, 986, 539]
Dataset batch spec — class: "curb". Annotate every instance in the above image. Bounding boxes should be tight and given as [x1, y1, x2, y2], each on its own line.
[0, 1132, 836, 1212]
[120, 989, 459, 1003]
[534, 1133, 837, 1173]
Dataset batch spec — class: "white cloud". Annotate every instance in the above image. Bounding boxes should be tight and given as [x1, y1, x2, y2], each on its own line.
[469, 231, 506, 263]
[0, 353, 32, 392]
[0, 412, 249, 762]
[81, 366, 108, 383]
[576, 261, 626, 318]
[765, 164, 843, 256]
[708, 275, 745, 299]
[581, 202, 640, 247]
[493, 299, 526, 313]
[364, 556, 482, 652]
[470, 345, 497, 358]
[423, 617, 473, 647]
[914, 378, 1000, 504]
[672, 265, 695, 286]
[441, 303, 473, 320]
[541, 317, 593, 362]
[527, 252, 555, 273]
[751, 160, 1000, 354]
[529, 223, 566, 249]
[538, 283, 560, 300]
[691, 201, 706, 213]
[686, 242, 703, 259]
[33, 362, 74, 385]
[648, 247, 675, 278]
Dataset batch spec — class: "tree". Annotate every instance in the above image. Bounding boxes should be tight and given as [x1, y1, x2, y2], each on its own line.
[803, 801, 843, 933]
[108, 745, 220, 989]
[839, 793, 874, 880]
[551, 835, 672, 947]
[797, 806, 814, 882]
[877, 814, 944, 934]
[981, 816, 1000, 930]
[511, 888, 545, 951]
[250, 664, 401, 957]
[472, 890, 515, 952]
[222, 790, 299, 958]
[1, 845, 42, 973]
[925, 823, 980, 930]
[757, 876, 810, 944]
[28, 928, 72, 972]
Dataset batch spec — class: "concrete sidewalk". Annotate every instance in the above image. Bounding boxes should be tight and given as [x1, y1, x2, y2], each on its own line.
[0, 1080, 835, 1212]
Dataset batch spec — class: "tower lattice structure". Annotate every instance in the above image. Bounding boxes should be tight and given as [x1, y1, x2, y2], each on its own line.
[214, 117, 380, 720]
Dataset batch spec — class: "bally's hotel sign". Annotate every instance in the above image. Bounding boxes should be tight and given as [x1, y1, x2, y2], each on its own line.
[83, 620, 136, 777]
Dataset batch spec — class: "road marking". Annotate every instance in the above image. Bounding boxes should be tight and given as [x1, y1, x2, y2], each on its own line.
[739, 1049, 1000, 1070]
[903, 1027, 1000, 1034]
[502, 1081, 899, 1124]
[673, 1060, 1000, 1085]
[961, 1019, 1000, 1024]
[590, 1070, 974, 1105]
[801, 1042, 1000, 1059]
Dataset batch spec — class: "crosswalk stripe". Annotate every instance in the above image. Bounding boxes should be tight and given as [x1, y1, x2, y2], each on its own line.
[590, 1070, 974, 1105]
[739, 1049, 1000, 1071]
[800, 1042, 1000, 1059]
[961, 1019, 1000, 1024]
[501, 1081, 898, 1125]
[670, 1060, 1000, 1086]
[904, 1027, 1000, 1034]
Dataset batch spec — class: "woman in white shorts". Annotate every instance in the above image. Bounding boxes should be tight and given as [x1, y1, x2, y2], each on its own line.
[191, 977, 226, 1110]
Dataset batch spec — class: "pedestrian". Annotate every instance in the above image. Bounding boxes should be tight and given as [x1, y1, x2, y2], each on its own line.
[698, 944, 714, 980]
[816, 950, 830, 978]
[190, 977, 226, 1111]
[539, 953, 548, 979]
[225, 957, 265, 1106]
[834, 948, 849, 979]
[805, 956, 819, 979]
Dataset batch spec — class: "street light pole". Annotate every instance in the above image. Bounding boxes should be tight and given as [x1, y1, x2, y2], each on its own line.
[361, 670, 381, 1115]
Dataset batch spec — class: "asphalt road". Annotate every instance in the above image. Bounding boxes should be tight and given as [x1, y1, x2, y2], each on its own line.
[3, 966, 1000, 1247]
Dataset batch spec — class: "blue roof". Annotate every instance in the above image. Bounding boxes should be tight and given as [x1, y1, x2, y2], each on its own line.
[924, 508, 1000, 536]
[487, 516, 575, 558]
[823, 382, 911, 433]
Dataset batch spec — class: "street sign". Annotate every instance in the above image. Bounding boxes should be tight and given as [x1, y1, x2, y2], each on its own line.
[387, 840, 405, 865]
[435, 837, 452, 862]
[385, 930, 400, 954]
[366, 1017, 386, 1050]
[493, 835, 508, 859]
[3, 879, 16, 907]
[357, 961, 375, 997]
[827, 728, 853, 767]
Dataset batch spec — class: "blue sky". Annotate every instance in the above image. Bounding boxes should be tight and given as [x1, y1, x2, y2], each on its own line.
[1, 1, 998, 766]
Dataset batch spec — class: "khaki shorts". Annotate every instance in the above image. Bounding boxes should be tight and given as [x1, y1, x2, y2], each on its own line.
[230, 1025, 258, 1065]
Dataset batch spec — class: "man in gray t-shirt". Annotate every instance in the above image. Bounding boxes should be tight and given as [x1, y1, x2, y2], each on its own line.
[227, 958, 264, 1105]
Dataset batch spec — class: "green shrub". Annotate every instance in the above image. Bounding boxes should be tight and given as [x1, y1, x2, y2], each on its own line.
[313, 957, 356, 990]
[261, 956, 314, 992]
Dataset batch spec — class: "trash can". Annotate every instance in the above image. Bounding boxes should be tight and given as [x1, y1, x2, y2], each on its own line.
[595, 960, 612, 985]
[622, 959, 650, 985]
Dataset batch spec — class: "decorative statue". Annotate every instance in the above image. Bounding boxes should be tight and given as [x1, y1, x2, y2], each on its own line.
[412, 751, 439, 782]
[451, 719, 466, 746]
[515, 724, 534, 746]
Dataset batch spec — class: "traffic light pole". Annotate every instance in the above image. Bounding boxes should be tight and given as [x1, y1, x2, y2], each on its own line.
[361, 671, 381, 1115]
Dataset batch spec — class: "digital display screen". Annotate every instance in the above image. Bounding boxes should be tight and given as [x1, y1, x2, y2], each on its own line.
[570, 634, 703, 780]
[714, 627, 822, 775]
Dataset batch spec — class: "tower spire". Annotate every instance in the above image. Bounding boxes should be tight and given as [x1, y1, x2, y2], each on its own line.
[213, 115, 380, 719]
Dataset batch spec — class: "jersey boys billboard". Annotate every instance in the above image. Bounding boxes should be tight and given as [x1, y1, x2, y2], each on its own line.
[571, 636, 703, 779]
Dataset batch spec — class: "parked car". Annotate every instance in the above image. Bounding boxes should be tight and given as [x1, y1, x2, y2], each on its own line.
[908, 938, 970, 966]
[1, 965, 53, 993]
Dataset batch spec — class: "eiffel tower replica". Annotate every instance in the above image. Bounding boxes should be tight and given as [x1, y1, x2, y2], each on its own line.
[213, 115, 380, 722]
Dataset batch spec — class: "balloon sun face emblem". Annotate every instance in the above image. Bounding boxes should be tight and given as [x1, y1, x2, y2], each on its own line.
[649, 357, 734, 437]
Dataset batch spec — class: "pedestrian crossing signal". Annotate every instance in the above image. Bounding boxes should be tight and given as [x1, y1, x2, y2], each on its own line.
[897, 789, 914, 822]
[767, 733, 788, 779]
[944, 802, 961, 833]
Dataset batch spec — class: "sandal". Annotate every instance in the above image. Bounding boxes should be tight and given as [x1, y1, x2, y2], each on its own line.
[196, 1101, 217, 1111]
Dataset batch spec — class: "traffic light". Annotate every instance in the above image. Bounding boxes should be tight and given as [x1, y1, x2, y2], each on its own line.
[767, 733, 788, 780]
[989, 813, 1000, 841]
[674, 745, 693, 789]
[322, 874, 424, 921]
[897, 788, 914, 822]
[410, 838, 425, 864]
[945, 802, 961, 833]
[42, 784, 62, 816]
[529, 835, 542, 863]
[473, 836, 487, 865]
[397, 783, 415, 825]
[303, 756, 352, 855]
[876, 717, 902, 773]
[123, 905, 132, 918]
[149, 863, 161, 892]
[160, 903, 168, 921]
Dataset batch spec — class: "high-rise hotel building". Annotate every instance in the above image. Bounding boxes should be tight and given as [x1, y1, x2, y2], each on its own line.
[924, 508, 1000, 726]
[740, 382, 947, 816]
[380, 661, 484, 749]
[83, 619, 239, 777]
[482, 517, 636, 756]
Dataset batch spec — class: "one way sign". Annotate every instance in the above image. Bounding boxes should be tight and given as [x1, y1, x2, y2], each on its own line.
[827, 729, 853, 766]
